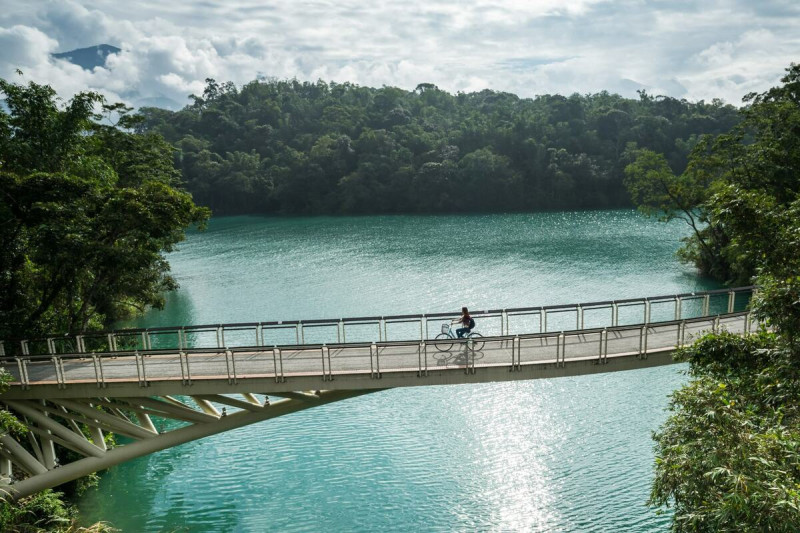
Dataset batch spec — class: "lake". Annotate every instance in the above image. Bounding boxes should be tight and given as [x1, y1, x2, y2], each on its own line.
[78, 210, 718, 532]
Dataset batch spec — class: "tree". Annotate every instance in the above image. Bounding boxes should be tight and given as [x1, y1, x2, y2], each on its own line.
[650, 64, 800, 531]
[0, 78, 210, 340]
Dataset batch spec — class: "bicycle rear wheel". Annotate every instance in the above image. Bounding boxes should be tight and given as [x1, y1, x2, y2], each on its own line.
[467, 332, 485, 351]
[434, 333, 453, 352]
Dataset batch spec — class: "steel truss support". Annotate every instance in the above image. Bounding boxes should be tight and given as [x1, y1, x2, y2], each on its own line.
[0, 389, 379, 500]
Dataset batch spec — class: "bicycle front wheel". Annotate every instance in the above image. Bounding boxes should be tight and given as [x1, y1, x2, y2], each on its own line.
[467, 332, 485, 351]
[434, 333, 454, 352]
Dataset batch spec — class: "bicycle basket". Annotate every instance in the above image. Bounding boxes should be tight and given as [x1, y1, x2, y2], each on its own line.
[441, 323, 450, 334]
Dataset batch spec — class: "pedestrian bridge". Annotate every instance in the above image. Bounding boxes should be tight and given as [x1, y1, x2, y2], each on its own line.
[0, 286, 756, 499]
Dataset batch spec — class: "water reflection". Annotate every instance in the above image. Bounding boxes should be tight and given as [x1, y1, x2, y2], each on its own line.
[80, 211, 706, 531]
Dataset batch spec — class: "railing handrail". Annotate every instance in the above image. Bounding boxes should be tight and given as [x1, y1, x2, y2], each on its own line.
[0, 310, 750, 365]
[3, 286, 756, 347]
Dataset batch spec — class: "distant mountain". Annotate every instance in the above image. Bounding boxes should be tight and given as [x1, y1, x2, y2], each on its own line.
[52, 44, 121, 70]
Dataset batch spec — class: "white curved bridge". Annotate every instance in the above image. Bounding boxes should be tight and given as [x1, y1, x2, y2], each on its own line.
[0, 287, 756, 499]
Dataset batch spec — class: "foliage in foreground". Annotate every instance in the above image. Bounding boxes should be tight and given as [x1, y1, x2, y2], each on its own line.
[651, 332, 800, 531]
[0, 76, 210, 340]
[650, 63, 800, 530]
[0, 77, 207, 530]
[0, 490, 116, 533]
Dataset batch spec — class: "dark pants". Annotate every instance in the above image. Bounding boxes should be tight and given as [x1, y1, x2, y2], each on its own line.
[456, 327, 471, 338]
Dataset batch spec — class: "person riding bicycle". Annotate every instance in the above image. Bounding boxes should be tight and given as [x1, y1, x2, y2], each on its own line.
[453, 307, 475, 338]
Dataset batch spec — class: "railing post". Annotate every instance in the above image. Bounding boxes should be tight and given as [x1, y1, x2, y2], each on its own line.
[76, 335, 85, 353]
[542, 309, 547, 333]
[15, 357, 28, 389]
[560, 333, 566, 367]
[612, 302, 619, 327]
[680, 320, 686, 346]
[675, 297, 682, 320]
[598, 329, 604, 364]
[418, 342, 423, 377]
[337, 320, 343, 343]
[727, 290, 735, 313]
[471, 337, 477, 374]
[419, 316, 425, 340]
[578, 305, 583, 329]
[0, 341, 4, 357]
[179, 351, 187, 384]
[603, 329, 609, 363]
[643, 326, 649, 359]
[181, 351, 192, 385]
[644, 300, 650, 324]
[375, 342, 381, 378]
[369, 343, 375, 377]
[703, 294, 710, 316]
[140, 353, 149, 386]
[231, 349, 239, 384]
[464, 338, 471, 375]
[422, 341, 428, 376]
[20, 340, 29, 356]
[638, 326, 644, 357]
[222, 349, 234, 384]
[52, 356, 63, 388]
[256, 325, 262, 347]
[745, 312, 751, 334]
[320, 345, 327, 381]
[135, 351, 147, 387]
[555, 332, 560, 364]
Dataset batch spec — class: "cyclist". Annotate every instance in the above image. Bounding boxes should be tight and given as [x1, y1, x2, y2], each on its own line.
[453, 307, 475, 338]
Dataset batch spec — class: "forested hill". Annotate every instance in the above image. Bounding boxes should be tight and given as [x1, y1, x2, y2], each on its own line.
[140, 79, 741, 215]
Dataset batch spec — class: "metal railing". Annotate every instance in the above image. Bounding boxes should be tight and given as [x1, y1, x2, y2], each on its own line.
[2, 310, 755, 390]
[0, 286, 756, 359]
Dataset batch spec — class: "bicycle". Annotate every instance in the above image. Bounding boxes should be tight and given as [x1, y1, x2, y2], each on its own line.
[434, 322, 485, 352]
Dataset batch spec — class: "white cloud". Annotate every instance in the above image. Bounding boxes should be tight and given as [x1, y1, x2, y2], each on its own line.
[0, 25, 58, 67]
[0, 0, 798, 109]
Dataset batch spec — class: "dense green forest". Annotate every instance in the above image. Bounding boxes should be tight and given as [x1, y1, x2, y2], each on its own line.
[140, 79, 741, 215]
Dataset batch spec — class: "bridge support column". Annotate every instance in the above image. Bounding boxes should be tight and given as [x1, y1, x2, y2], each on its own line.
[0, 457, 11, 479]
[1, 390, 380, 501]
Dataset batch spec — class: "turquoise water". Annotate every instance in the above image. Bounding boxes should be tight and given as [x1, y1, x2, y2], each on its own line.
[78, 210, 718, 532]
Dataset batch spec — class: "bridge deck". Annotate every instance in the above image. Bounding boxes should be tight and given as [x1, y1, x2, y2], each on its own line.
[2, 314, 750, 400]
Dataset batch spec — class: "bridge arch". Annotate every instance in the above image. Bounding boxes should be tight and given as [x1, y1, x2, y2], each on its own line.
[0, 287, 756, 499]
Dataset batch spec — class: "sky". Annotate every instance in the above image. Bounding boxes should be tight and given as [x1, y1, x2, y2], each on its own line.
[0, 0, 798, 109]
